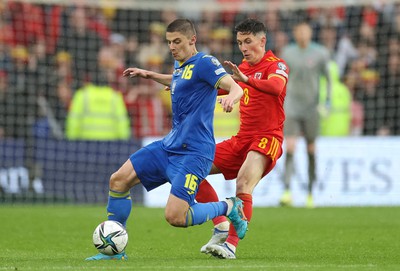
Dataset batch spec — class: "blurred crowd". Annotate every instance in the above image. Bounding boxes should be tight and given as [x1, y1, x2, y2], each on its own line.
[0, 0, 399, 141]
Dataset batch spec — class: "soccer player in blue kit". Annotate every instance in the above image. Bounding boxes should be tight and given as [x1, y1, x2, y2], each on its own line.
[86, 18, 246, 260]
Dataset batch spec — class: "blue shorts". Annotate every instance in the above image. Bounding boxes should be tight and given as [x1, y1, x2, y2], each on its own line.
[129, 140, 213, 204]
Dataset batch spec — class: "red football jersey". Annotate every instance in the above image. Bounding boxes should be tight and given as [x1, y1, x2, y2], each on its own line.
[237, 50, 289, 142]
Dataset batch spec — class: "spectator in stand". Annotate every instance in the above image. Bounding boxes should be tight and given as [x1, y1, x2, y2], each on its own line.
[0, 70, 8, 138]
[341, 60, 364, 136]
[3, 46, 44, 193]
[28, 40, 51, 95]
[97, 33, 128, 91]
[0, 5, 13, 69]
[7, 46, 38, 138]
[308, 6, 345, 42]
[124, 35, 140, 68]
[209, 27, 233, 61]
[49, 51, 75, 95]
[27, 40, 66, 140]
[319, 25, 338, 59]
[57, 7, 103, 89]
[7, 2, 45, 47]
[86, 6, 111, 45]
[160, 9, 178, 27]
[335, 30, 359, 78]
[196, 20, 213, 54]
[346, 55, 384, 136]
[0, 40, 12, 74]
[355, 68, 384, 135]
[43, 51, 74, 137]
[137, 22, 170, 68]
[263, 9, 288, 55]
[124, 55, 169, 138]
[319, 61, 352, 136]
[272, 30, 289, 57]
[218, 0, 244, 25]
[65, 70, 130, 141]
[379, 34, 400, 135]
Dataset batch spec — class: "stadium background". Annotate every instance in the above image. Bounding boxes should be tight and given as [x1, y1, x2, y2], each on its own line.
[0, 0, 399, 206]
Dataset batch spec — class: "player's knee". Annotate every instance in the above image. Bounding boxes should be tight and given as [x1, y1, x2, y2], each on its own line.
[307, 143, 315, 153]
[164, 209, 186, 227]
[109, 172, 125, 191]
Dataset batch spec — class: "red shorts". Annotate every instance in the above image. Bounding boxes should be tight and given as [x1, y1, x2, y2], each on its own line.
[214, 134, 283, 180]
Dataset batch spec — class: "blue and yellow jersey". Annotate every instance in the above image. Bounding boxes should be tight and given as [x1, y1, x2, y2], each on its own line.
[162, 52, 228, 160]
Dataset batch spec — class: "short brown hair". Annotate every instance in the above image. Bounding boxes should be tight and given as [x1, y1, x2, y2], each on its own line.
[166, 18, 196, 38]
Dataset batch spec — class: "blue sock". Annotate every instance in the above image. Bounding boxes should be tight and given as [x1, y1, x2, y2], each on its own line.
[186, 201, 227, 226]
[107, 190, 132, 227]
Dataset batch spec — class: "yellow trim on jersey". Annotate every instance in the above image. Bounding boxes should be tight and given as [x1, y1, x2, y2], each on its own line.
[265, 56, 281, 62]
[268, 73, 287, 84]
[266, 137, 280, 161]
[179, 51, 198, 66]
[214, 74, 229, 89]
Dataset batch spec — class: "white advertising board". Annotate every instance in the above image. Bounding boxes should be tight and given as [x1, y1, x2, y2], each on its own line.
[143, 137, 400, 207]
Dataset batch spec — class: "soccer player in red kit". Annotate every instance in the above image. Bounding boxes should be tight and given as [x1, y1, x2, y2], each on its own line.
[196, 18, 289, 259]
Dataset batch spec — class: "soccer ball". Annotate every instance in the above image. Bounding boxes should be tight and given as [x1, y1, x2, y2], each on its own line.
[92, 220, 128, 255]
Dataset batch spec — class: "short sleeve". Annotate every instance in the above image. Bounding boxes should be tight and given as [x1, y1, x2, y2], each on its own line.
[197, 55, 228, 88]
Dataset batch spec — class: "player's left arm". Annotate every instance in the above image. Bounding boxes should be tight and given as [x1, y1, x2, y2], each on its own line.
[198, 56, 243, 113]
[246, 74, 286, 96]
[224, 60, 287, 96]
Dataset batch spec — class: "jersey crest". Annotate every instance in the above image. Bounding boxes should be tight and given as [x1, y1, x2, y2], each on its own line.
[254, 72, 262, 79]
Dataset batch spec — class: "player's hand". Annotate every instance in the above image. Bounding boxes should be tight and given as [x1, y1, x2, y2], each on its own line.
[122, 67, 152, 79]
[223, 61, 248, 82]
[218, 96, 235, 113]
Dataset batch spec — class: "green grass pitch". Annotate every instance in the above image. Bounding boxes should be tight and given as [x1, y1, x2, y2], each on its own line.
[1, 205, 399, 271]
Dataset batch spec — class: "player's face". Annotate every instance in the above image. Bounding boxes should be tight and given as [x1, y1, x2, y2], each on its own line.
[166, 32, 196, 63]
[236, 32, 266, 65]
[294, 24, 312, 48]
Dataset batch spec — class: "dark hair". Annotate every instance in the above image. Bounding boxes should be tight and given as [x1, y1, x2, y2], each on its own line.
[235, 18, 266, 36]
[293, 20, 312, 30]
[166, 18, 196, 38]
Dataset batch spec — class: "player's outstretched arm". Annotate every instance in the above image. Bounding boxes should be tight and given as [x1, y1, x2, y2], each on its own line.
[123, 67, 172, 86]
[224, 60, 287, 96]
[224, 61, 248, 83]
[217, 75, 243, 113]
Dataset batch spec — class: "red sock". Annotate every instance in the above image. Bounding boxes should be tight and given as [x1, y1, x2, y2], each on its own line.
[226, 193, 253, 247]
[237, 193, 253, 222]
[195, 179, 228, 226]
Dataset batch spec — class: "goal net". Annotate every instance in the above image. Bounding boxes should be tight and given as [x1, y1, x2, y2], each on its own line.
[0, 0, 399, 203]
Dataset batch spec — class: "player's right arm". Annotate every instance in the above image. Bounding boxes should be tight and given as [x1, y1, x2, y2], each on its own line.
[122, 67, 172, 86]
